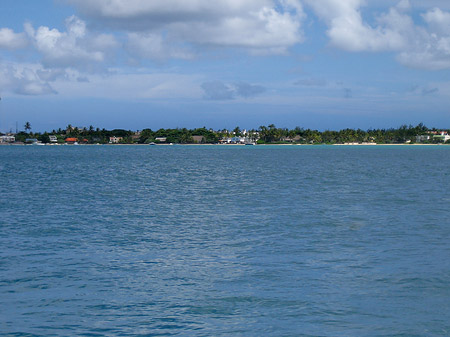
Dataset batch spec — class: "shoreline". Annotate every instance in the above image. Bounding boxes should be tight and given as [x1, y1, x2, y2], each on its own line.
[1, 142, 448, 147]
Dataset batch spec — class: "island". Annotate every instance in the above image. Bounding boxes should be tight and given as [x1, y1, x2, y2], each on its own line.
[0, 123, 449, 145]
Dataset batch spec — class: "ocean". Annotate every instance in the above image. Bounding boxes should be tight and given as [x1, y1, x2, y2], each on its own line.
[1, 145, 449, 336]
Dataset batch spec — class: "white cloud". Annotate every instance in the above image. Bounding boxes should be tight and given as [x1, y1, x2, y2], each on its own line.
[127, 33, 194, 61]
[304, 0, 450, 70]
[25, 15, 118, 70]
[3, 0, 450, 102]
[36, 68, 69, 82]
[389, 0, 450, 11]
[68, 0, 267, 19]
[68, 0, 304, 54]
[390, 6, 450, 70]
[304, 0, 410, 52]
[0, 63, 56, 95]
[60, 0, 450, 67]
[173, 6, 302, 53]
[0, 28, 28, 50]
[0, 59, 205, 99]
[423, 8, 450, 35]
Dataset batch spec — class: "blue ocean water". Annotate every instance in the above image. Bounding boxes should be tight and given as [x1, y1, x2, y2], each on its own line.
[0, 145, 449, 336]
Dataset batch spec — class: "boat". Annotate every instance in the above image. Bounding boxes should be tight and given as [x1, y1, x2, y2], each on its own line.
[149, 142, 156, 145]
[245, 142, 256, 145]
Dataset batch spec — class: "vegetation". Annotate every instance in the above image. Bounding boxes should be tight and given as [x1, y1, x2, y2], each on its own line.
[24, 121, 31, 133]
[6, 123, 450, 145]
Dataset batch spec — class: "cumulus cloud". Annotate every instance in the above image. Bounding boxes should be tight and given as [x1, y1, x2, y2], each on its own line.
[0, 28, 28, 50]
[423, 7, 450, 34]
[201, 81, 266, 100]
[304, 0, 450, 70]
[127, 32, 194, 61]
[303, 0, 410, 52]
[25, 15, 117, 70]
[0, 63, 57, 95]
[391, 7, 450, 69]
[173, 6, 303, 53]
[66, 0, 450, 68]
[68, 0, 304, 54]
[58, 0, 450, 68]
[36, 69, 68, 82]
[68, 0, 268, 22]
[3, 0, 450, 102]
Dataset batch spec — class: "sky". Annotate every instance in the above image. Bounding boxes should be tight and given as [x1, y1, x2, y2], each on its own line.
[0, 0, 449, 132]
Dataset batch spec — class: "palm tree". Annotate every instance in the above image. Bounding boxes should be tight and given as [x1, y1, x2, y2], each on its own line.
[24, 121, 31, 133]
[259, 125, 268, 142]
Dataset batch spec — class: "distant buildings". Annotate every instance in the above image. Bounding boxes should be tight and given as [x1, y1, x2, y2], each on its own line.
[0, 135, 15, 143]
[219, 136, 254, 144]
[416, 131, 450, 143]
[65, 138, 78, 144]
[109, 136, 123, 144]
[25, 138, 39, 144]
[0, 124, 448, 145]
[282, 135, 301, 142]
[433, 131, 450, 143]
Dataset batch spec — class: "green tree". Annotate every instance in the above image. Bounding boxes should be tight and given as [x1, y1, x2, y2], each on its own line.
[24, 121, 31, 133]
[258, 125, 268, 143]
[38, 133, 50, 143]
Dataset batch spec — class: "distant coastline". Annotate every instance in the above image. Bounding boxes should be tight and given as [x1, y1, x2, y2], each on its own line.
[1, 142, 448, 147]
[1, 123, 449, 146]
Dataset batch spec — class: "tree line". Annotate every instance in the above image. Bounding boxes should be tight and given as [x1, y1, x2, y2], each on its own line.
[6, 122, 449, 144]
[256, 123, 442, 144]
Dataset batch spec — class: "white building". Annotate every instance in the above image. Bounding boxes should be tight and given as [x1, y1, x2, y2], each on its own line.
[109, 136, 123, 143]
[417, 131, 450, 143]
[220, 136, 251, 144]
[0, 135, 15, 143]
[438, 131, 450, 142]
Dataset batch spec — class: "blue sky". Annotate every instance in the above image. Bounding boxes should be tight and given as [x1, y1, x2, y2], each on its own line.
[0, 0, 449, 132]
